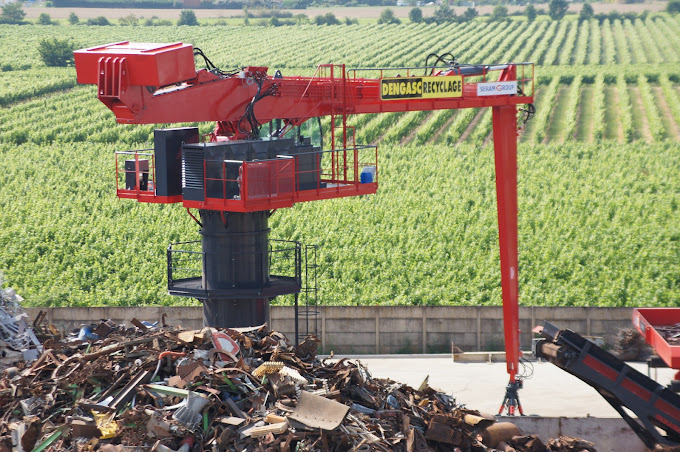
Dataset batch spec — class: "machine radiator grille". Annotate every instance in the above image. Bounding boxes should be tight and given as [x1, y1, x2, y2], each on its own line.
[182, 148, 204, 201]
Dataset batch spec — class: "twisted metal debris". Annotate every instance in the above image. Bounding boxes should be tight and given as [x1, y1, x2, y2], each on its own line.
[0, 283, 41, 371]
[1, 318, 596, 452]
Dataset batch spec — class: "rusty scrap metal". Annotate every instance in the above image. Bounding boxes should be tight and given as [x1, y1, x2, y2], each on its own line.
[508, 435, 546, 452]
[614, 328, 649, 361]
[655, 324, 680, 345]
[1, 318, 599, 451]
[0, 284, 42, 370]
[546, 436, 597, 452]
[289, 391, 350, 431]
[480, 422, 522, 448]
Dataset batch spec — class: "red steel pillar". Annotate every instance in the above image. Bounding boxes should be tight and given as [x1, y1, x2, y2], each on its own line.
[492, 104, 520, 382]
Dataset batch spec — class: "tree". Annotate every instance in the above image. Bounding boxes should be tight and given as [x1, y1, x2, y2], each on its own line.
[579, 3, 593, 21]
[490, 4, 508, 21]
[86, 16, 110, 25]
[668, 0, 680, 14]
[314, 13, 339, 25]
[409, 6, 423, 23]
[178, 10, 198, 26]
[68, 12, 79, 24]
[38, 38, 75, 67]
[0, 2, 26, 24]
[548, 0, 569, 20]
[38, 13, 53, 25]
[462, 7, 478, 22]
[323, 12, 340, 24]
[119, 14, 139, 26]
[281, 0, 308, 8]
[525, 4, 537, 22]
[433, 3, 455, 24]
[378, 8, 400, 24]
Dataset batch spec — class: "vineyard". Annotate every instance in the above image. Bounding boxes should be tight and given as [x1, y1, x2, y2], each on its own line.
[0, 16, 679, 307]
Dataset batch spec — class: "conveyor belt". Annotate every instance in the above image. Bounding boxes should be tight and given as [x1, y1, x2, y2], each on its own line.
[536, 321, 680, 449]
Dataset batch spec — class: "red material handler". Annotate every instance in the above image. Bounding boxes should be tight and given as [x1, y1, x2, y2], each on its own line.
[74, 42, 534, 407]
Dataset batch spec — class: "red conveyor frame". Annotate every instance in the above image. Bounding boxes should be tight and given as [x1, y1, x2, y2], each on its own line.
[633, 308, 680, 370]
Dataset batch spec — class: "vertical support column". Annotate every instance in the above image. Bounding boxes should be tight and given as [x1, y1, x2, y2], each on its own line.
[321, 307, 327, 354]
[422, 308, 427, 354]
[203, 299, 269, 329]
[476, 307, 482, 351]
[200, 210, 271, 328]
[492, 104, 520, 382]
[375, 308, 380, 354]
[294, 293, 299, 347]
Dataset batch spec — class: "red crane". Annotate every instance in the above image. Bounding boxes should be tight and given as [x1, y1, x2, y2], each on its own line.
[74, 42, 535, 414]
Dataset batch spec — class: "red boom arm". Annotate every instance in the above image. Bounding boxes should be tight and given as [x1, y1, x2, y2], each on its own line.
[74, 42, 532, 137]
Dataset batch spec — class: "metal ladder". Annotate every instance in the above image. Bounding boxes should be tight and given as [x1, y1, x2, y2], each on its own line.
[294, 245, 319, 346]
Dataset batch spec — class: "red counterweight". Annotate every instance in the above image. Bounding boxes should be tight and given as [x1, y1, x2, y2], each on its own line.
[74, 42, 196, 86]
[74, 42, 534, 411]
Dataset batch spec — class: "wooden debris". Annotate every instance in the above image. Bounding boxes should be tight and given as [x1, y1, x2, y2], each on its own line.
[249, 421, 288, 437]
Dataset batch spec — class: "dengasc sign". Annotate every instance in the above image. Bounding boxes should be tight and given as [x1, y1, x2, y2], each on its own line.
[380, 76, 463, 100]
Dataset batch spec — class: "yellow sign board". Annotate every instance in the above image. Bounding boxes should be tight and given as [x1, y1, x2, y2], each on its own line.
[380, 76, 463, 100]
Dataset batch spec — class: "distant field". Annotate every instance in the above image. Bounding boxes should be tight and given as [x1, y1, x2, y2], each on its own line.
[23, 1, 668, 20]
[0, 17, 679, 308]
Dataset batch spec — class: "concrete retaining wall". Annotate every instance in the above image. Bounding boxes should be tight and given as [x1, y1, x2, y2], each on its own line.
[24, 306, 635, 354]
[497, 416, 647, 452]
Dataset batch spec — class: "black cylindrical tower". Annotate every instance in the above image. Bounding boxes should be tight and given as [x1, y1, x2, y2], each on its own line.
[163, 135, 302, 329]
[203, 298, 269, 329]
[200, 210, 271, 328]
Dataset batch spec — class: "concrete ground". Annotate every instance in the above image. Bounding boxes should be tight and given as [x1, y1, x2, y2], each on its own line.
[333, 355, 677, 418]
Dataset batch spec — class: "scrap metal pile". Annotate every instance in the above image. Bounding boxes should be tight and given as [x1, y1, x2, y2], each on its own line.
[613, 328, 649, 361]
[655, 323, 680, 345]
[0, 284, 42, 371]
[1, 318, 596, 452]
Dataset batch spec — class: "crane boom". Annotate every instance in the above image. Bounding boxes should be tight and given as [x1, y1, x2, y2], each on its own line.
[74, 42, 531, 130]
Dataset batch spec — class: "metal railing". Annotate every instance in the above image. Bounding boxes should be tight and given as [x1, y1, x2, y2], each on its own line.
[166, 240, 203, 286]
[204, 156, 295, 203]
[167, 238, 302, 292]
[199, 145, 377, 211]
[269, 239, 302, 286]
[115, 150, 156, 195]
